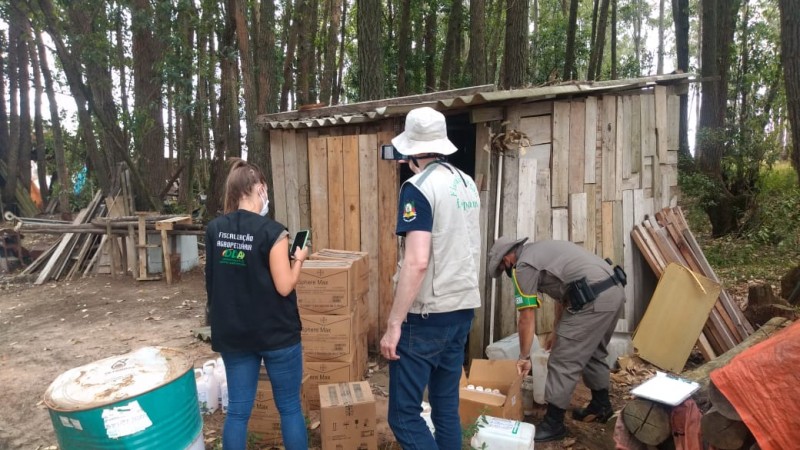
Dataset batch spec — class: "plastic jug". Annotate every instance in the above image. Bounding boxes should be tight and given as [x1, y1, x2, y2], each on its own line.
[220, 380, 229, 413]
[194, 368, 211, 414]
[470, 416, 535, 450]
[212, 358, 226, 404]
[202, 361, 220, 414]
[529, 337, 549, 405]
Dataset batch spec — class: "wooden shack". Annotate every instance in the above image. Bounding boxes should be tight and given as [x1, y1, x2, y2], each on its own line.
[257, 73, 691, 359]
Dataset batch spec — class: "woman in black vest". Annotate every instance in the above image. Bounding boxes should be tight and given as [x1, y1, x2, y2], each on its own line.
[205, 159, 309, 450]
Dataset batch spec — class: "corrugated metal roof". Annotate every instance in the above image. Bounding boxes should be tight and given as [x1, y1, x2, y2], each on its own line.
[260, 73, 693, 130]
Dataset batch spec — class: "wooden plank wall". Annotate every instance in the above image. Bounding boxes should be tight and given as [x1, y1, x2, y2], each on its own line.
[491, 87, 680, 337]
[266, 85, 681, 357]
[268, 124, 399, 351]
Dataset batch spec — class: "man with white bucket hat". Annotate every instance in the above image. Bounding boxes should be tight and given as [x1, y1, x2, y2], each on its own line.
[380, 107, 481, 449]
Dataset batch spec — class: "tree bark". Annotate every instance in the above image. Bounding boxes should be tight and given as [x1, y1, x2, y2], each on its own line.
[695, 0, 742, 236]
[657, 0, 665, 74]
[357, 0, 384, 100]
[296, 0, 315, 105]
[439, 0, 463, 90]
[487, 0, 505, 85]
[700, 407, 750, 449]
[621, 399, 671, 446]
[672, 0, 691, 162]
[0, 31, 8, 167]
[610, 0, 617, 79]
[4, 15, 20, 207]
[333, 0, 347, 103]
[468, 0, 487, 85]
[779, 0, 800, 184]
[320, 0, 343, 103]
[115, 6, 130, 151]
[131, 0, 168, 210]
[563, 0, 579, 81]
[280, 0, 298, 110]
[502, 0, 528, 89]
[30, 37, 47, 206]
[17, 11, 32, 200]
[218, 0, 242, 159]
[423, 2, 438, 92]
[588, 0, 610, 80]
[396, 0, 412, 95]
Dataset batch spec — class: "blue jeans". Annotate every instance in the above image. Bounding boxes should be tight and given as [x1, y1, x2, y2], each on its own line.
[388, 318, 472, 450]
[221, 342, 307, 450]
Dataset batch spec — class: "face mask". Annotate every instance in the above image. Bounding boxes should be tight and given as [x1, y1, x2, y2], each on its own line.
[505, 266, 514, 278]
[258, 189, 270, 216]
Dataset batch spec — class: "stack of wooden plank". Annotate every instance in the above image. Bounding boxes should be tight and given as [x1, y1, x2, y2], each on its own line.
[631, 206, 754, 360]
[22, 191, 107, 284]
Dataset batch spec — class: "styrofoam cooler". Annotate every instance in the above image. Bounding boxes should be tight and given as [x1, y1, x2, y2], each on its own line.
[470, 416, 535, 450]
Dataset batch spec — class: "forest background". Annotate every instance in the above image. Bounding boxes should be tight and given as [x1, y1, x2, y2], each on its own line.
[0, 0, 798, 284]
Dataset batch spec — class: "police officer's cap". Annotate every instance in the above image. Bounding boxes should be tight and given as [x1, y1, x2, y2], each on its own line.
[488, 236, 528, 278]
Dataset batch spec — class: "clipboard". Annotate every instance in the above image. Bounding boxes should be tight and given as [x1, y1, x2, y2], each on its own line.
[630, 371, 700, 406]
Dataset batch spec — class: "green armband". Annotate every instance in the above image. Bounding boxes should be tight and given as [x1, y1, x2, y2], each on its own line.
[512, 269, 539, 310]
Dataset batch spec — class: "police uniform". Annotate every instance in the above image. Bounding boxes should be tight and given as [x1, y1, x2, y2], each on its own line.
[510, 240, 624, 412]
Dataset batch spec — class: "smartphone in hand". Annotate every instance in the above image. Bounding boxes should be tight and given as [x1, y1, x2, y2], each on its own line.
[290, 230, 310, 259]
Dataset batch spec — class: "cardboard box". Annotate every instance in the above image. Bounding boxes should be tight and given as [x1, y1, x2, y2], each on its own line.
[304, 356, 360, 410]
[301, 311, 356, 362]
[319, 381, 377, 450]
[310, 249, 369, 298]
[297, 260, 359, 315]
[249, 371, 310, 444]
[459, 359, 523, 427]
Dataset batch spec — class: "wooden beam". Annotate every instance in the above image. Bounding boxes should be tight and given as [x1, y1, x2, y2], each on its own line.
[569, 192, 587, 244]
[500, 106, 522, 340]
[358, 132, 380, 350]
[552, 102, 570, 208]
[568, 101, 586, 195]
[377, 126, 399, 342]
[601, 96, 618, 201]
[270, 130, 288, 225]
[342, 135, 361, 251]
[296, 130, 313, 230]
[155, 216, 192, 231]
[283, 130, 301, 232]
[308, 136, 330, 249]
[471, 123, 493, 360]
[630, 95, 642, 174]
[584, 97, 598, 184]
[654, 85, 669, 160]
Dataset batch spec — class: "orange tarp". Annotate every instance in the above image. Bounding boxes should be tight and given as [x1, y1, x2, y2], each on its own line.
[710, 321, 800, 450]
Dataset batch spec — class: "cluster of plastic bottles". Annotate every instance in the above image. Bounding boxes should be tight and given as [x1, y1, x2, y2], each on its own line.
[194, 357, 228, 415]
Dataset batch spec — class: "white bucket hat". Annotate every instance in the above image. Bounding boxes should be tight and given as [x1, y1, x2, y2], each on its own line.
[391, 107, 458, 156]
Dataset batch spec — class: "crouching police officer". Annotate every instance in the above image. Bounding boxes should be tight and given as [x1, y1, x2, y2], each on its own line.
[487, 237, 626, 442]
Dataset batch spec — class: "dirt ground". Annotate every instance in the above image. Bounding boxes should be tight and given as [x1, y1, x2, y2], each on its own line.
[0, 266, 622, 450]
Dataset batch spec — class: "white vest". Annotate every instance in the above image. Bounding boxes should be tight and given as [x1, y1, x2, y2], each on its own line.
[400, 162, 482, 314]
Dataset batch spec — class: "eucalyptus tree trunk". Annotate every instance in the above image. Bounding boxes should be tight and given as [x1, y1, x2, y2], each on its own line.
[487, 0, 505, 85]
[357, 0, 384, 100]
[696, 0, 742, 236]
[36, 0, 111, 196]
[131, 0, 168, 209]
[0, 32, 9, 166]
[257, 0, 278, 113]
[588, 0, 610, 80]
[17, 14, 32, 196]
[423, 2, 437, 92]
[115, 6, 130, 151]
[396, 0, 412, 95]
[30, 38, 47, 206]
[563, 0, 579, 81]
[779, 0, 800, 183]
[296, 0, 315, 105]
[321, 0, 343, 103]
[439, 0, 463, 90]
[4, 16, 20, 206]
[502, 0, 528, 89]
[333, 1, 347, 103]
[657, 0, 665, 74]
[280, 0, 298, 110]
[672, 0, 691, 162]
[468, 0, 487, 85]
[611, 0, 617, 79]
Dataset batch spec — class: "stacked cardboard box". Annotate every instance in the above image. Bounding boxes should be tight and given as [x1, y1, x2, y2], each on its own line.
[318, 381, 377, 450]
[248, 369, 310, 445]
[298, 251, 370, 410]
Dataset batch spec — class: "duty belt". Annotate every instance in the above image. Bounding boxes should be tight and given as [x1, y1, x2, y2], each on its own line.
[566, 265, 627, 313]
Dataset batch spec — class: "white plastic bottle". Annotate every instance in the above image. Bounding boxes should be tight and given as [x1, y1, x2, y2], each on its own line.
[530, 337, 550, 405]
[220, 379, 229, 413]
[212, 358, 226, 405]
[202, 361, 220, 414]
[194, 368, 210, 414]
